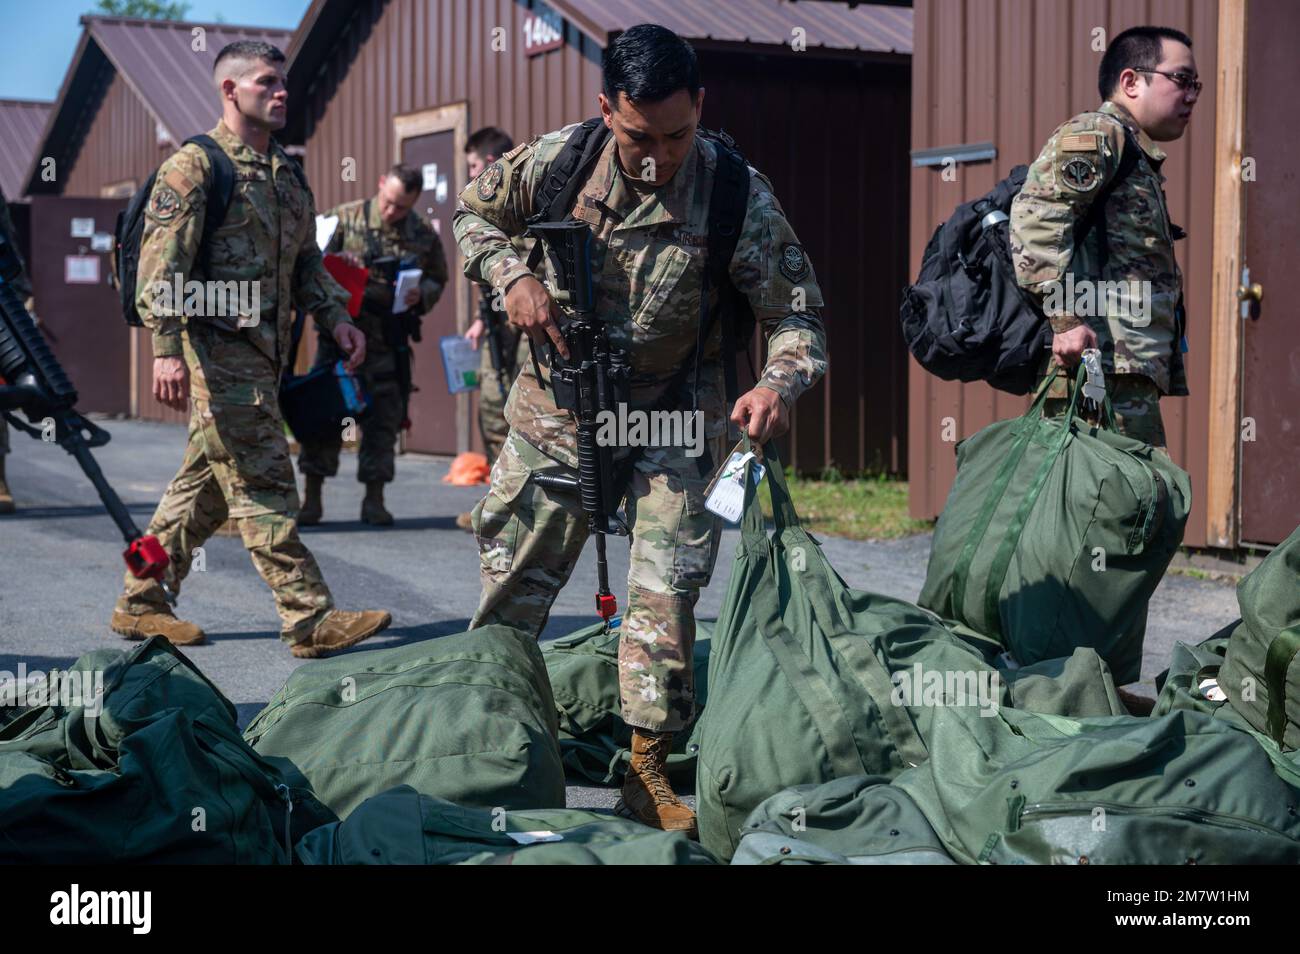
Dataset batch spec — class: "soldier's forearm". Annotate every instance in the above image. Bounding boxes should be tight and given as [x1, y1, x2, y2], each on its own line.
[453, 208, 531, 293]
[756, 320, 826, 407]
[419, 279, 444, 312]
[151, 330, 184, 358]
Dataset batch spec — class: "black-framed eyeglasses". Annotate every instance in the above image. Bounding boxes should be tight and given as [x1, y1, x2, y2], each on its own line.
[1135, 69, 1203, 94]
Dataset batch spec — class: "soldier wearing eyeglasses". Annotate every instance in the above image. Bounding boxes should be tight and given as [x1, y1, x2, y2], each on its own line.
[1010, 26, 1200, 454]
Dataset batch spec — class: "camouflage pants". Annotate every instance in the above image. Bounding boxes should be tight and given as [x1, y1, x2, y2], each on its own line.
[297, 376, 405, 483]
[1039, 360, 1167, 452]
[470, 429, 728, 733]
[477, 330, 529, 465]
[116, 398, 334, 643]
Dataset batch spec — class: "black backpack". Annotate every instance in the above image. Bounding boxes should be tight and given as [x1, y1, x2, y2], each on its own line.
[525, 117, 755, 401]
[900, 126, 1140, 395]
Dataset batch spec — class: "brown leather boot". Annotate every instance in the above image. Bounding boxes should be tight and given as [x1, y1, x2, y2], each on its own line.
[617, 729, 697, 836]
[298, 474, 324, 526]
[360, 482, 393, 526]
[290, 609, 391, 658]
[0, 455, 14, 515]
[110, 608, 206, 646]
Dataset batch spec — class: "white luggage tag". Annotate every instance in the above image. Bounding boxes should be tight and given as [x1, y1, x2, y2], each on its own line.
[704, 443, 766, 523]
[1081, 348, 1106, 406]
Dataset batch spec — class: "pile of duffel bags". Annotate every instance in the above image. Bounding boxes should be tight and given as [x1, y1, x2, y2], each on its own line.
[3, 437, 1296, 863]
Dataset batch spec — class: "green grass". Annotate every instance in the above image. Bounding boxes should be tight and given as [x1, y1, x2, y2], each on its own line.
[760, 467, 932, 541]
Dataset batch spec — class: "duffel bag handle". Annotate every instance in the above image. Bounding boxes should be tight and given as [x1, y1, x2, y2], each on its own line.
[739, 437, 801, 540]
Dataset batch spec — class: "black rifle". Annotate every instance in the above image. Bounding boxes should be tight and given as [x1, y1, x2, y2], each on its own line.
[0, 229, 171, 587]
[526, 219, 631, 623]
[477, 285, 508, 399]
[369, 253, 422, 421]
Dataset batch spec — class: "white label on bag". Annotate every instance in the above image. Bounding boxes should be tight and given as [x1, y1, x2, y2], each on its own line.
[705, 451, 765, 523]
[506, 830, 564, 845]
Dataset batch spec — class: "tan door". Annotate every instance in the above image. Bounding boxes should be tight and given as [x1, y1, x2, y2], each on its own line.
[397, 107, 466, 456]
[1239, 0, 1300, 545]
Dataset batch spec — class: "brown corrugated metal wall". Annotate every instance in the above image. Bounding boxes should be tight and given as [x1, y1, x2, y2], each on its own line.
[61, 70, 161, 198]
[301, 0, 604, 211]
[908, 0, 1220, 548]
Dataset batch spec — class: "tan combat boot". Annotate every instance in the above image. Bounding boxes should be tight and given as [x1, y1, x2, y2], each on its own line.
[110, 608, 206, 646]
[455, 512, 474, 532]
[361, 481, 393, 526]
[0, 455, 14, 515]
[290, 609, 391, 658]
[617, 729, 697, 837]
[298, 474, 324, 526]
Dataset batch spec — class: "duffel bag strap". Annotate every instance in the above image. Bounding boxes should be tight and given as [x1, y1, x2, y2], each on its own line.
[1265, 626, 1300, 747]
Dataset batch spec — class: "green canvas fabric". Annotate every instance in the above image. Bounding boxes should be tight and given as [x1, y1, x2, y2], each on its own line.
[892, 704, 1300, 864]
[295, 785, 719, 865]
[243, 625, 565, 819]
[0, 638, 331, 864]
[919, 368, 1191, 683]
[542, 620, 711, 784]
[693, 441, 1126, 861]
[1220, 523, 1300, 749]
[732, 775, 956, 865]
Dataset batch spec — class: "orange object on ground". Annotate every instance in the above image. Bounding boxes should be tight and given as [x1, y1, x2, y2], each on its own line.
[443, 451, 490, 485]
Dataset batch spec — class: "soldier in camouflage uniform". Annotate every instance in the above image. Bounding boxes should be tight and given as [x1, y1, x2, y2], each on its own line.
[1011, 26, 1200, 453]
[110, 41, 391, 657]
[0, 184, 33, 515]
[298, 166, 448, 526]
[457, 127, 525, 531]
[454, 26, 826, 834]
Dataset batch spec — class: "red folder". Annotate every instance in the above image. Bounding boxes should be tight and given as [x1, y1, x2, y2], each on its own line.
[322, 254, 369, 318]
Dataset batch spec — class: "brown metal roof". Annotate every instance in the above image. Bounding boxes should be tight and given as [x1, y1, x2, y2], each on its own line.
[548, 0, 912, 54]
[26, 15, 294, 194]
[0, 99, 52, 199]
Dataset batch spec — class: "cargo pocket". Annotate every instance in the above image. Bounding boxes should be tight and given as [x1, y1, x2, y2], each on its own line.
[476, 435, 543, 576]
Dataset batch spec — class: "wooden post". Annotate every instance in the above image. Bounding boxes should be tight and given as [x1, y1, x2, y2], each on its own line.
[1205, 0, 1248, 549]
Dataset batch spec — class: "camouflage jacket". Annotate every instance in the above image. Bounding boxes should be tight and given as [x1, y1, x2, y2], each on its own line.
[322, 196, 448, 363]
[1011, 100, 1187, 396]
[0, 185, 32, 301]
[136, 121, 353, 405]
[453, 123, 828, 467]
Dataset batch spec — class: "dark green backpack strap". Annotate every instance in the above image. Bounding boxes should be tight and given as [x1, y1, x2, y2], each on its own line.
[1265, 626, 1300, 746]
[182, 134, 235, 269]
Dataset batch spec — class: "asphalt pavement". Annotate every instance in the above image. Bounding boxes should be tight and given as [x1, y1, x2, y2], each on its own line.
[0, 417, 1242, 810]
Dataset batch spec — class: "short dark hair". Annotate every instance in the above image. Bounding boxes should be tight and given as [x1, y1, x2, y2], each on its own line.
[384, 164, 422, 194]
[466, 127, 514, 162]
[213, 40, 286, 74]
[602, 23, 699, 106]
[1098, 26, 1193, 100]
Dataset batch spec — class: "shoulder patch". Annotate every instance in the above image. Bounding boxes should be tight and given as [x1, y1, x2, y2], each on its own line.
[477, 161, 504, 202]
[1059, 132, 1101, 153]
[149, 185, 183, 222]
[1059, 156, 1099, 192]
[163, 167, 198, 197]
[779, 243, 809, 282]
[502, 141, 531, 162]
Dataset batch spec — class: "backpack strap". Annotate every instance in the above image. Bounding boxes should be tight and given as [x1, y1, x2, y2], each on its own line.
[181, 135, 235, 266]
[524, 117, 611, 270]
[703, 128, 752, 404]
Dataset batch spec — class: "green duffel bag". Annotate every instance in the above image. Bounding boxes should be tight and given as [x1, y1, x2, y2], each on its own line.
[543, 620, 711, 784]
[295, 785, 719, 865]
[1220, 523, 1300, 750]
[243, 625, 565, 819]
[732, 775, 956, 865]
[894, 705, 1300, 864]
[919, 367, 1191, 684]
[693, 441, 1124, 861]
[0, 638, 331, 864]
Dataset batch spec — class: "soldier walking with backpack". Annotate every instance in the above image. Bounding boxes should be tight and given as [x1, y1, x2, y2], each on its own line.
[109, 40, 391, 657]
[1011, 25, 1199, 452]
[454, 24, 827, 836]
